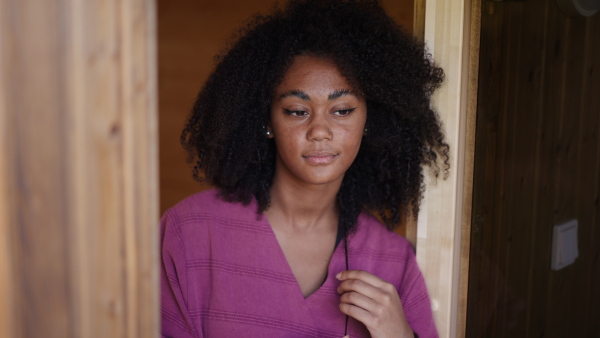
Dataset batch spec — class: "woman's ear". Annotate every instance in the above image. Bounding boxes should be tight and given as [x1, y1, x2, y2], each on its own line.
[265, 125, 274, 138]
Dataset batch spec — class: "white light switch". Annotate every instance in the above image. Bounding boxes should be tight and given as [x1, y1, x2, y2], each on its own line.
[551, 219, 578, 271]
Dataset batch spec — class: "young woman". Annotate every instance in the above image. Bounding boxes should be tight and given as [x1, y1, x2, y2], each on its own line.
[161, 1, 448, 337]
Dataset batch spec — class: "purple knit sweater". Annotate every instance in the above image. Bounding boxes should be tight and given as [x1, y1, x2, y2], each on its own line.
[161, 189, 438, 337]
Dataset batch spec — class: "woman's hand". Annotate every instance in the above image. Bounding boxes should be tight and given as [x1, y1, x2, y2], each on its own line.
[336, 270, 413, 338]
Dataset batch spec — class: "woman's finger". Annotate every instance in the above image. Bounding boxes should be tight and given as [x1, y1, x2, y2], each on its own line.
[339, 290, 377, 311]
[336, 270, 413, 337]
[336, 270, 387, 288]
[337, 271, 397, 304]
[339, 301, 376, 326]
[337, 277, 382, 302]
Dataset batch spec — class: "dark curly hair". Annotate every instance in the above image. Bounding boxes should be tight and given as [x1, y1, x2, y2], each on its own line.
[181, 0, 449, 234]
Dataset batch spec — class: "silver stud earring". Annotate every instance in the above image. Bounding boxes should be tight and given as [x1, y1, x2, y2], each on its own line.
[364, 128, 368, 132]
[263, 125, 271, 137]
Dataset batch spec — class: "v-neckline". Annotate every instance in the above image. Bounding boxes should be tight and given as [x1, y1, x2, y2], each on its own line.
[259, 215, 344, 301]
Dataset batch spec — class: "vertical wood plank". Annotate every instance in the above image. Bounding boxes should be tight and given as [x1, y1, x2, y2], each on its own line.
[123, 1, 160, 336]
[539, 4, 569, 337]
[467, 2, 509, 335]
[457, 0, 481, 335]
[571, 12, 600, 337]
[0, 1, 15, 335]
[4, 2, 73, 335]
[489, 2, 514, 334]
[553, 11, 586, 337]
[0, 0, 159, 337]
[0, 105, 13, 338]
[521, 4, 550, 337]
[417, 0, 477, 336]
[499, 1, 548, 335]
[585, 16, 600, 336]
[523, 2, 552, 337]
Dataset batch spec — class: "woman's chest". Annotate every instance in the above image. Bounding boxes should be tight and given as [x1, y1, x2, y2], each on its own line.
[182, 229, 370, 337]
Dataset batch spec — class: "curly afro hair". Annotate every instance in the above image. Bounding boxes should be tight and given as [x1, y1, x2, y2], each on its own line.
[181, 0, 449, 234]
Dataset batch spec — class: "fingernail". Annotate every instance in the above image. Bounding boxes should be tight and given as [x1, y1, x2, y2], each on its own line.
[335, 272, 341, 280]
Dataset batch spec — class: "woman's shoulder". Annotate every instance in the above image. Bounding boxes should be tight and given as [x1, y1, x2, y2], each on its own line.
[353, 211, 416, 257]
[168, 188, 221, 213]
[161, 188, 259, 227]
[160, 189, 269, 256]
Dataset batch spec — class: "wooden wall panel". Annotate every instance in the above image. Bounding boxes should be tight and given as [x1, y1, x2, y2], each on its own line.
[467, 0, 600, 336]
[0, 2, 15, 334]
[0, 128, 12, 336]
[0, 0, 159, 337]
[575, 15, 600, 333]
[457, 1, 482, 335]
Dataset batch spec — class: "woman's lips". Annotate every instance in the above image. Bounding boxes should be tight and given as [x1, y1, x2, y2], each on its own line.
[303, 152, 338, 165]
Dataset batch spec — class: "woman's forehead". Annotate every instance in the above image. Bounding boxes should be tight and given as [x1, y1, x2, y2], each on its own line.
[274, 55, 359, 98]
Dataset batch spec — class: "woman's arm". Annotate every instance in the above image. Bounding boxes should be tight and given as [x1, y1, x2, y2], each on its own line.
[160, 211, 200, 338]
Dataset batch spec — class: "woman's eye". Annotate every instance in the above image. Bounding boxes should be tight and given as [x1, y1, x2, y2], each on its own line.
[283, 109, 308, 117]
[333, 108, 356, 116]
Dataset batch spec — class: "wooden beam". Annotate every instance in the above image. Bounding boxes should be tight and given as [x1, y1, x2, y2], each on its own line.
[0, 1, 15, 331]
[0, 0, 159, 337]
[457, 0, 481, 336]
[416, 0, 480, 336]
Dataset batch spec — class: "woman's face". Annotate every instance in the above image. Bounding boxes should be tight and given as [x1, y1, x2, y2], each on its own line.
[269, 55, 367, 187]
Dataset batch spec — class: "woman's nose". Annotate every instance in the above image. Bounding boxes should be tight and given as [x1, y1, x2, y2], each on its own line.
[306, 114, 332, 141]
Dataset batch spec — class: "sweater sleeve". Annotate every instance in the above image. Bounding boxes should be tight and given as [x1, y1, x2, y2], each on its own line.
[160, 210, 200, 338]
[398, 248, 439, 338]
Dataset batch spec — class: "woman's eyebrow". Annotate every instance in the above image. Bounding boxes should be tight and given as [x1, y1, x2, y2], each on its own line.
[277, 89, 355, 101]
[278, 90, 310, 101]
[328, 89, 354, 100]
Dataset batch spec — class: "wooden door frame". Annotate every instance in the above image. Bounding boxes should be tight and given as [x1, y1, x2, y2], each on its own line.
[413, 0, 480, 337]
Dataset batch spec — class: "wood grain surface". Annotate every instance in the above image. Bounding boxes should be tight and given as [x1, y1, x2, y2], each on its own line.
[467, 1, 600, 336]
[417, 0, 480, 336]
[0, 0, 159, 337]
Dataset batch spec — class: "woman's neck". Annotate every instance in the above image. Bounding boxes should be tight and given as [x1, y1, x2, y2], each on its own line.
[265, 176, 341, 231]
